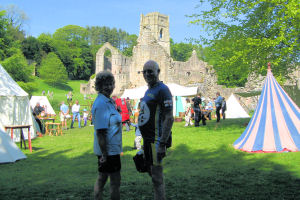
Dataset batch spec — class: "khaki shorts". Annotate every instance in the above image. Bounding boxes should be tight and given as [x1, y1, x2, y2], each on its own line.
[60, 114, 71, 122]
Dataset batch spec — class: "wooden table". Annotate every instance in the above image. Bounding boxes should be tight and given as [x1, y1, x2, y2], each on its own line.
[4, 125, 32, 152]
[38, 118, 55, 134]
[45, 122, 63, 136]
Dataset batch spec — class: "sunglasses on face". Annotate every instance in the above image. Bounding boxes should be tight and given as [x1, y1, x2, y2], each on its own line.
[142, 69, 154, 74]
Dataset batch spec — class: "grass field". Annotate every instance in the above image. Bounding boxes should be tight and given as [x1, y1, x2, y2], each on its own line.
[1, 119, 300, 200]
[1, 79, 300, 199]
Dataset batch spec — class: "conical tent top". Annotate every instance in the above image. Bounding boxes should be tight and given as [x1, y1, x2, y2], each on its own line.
[267, 62, 271, 72]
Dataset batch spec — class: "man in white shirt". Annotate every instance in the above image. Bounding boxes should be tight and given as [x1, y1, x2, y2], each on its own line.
[71, 100, 81, 128]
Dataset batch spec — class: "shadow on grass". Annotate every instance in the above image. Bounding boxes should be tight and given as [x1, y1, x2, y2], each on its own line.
[1, 134, 300, 199]
[45, 82, 73, 91]
[164, 144, 300, 200]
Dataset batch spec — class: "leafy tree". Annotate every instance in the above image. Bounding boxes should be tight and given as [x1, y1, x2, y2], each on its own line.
[0, 10, 8, 60]
[21, 36, 42, 65]
[39, 52, 68, 85]
[0, 9, 23, 60]
[53, 25, 88, 44]
[189, 0, 300, 86]
[86, 26, 137, 54]
[170, 38, 205, 62]
[1, 50, 33, 82]
[37, 33, 56, 54]
[52, 25, 94, 80]
[122, 34, 138, 57]
[2, 5, 26, 41]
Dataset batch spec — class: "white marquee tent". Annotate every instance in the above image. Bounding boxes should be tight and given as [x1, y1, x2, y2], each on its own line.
[226, 94, 250, 118]
[0, 64, 37, 142]
[121, 83, 198, 99]
[0, 129, 26, 163]
[121, 83, 198, 116]
[30, 96, 56, 115]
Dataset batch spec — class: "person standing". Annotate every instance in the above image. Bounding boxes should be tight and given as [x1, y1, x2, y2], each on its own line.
[131, 122, 142, 150]
[184, 98, 193, 126]
[221, 97, 227, 120]
[83, 109, 89, 126]
[92, 71, 122, 200]
[214, 92, 223, 123]
[192, 94, 202, 127]
[138, 60, 174, 200]
[206, 99, 213, 120]
[70, 100, 81, 128]
[60, 101, 69, 130]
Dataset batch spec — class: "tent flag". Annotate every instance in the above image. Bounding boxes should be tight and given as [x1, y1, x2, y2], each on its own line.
[234, 65, 300, 153]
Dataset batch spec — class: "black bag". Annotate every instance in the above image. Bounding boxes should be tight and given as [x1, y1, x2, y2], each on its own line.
[133, 152, 148, 173]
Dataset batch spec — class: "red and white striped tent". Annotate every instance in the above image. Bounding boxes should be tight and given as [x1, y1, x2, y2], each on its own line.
[234, 63, 300, 153]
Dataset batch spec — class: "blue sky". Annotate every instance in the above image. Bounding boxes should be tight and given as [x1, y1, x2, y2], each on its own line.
[1, 0, 207, 43]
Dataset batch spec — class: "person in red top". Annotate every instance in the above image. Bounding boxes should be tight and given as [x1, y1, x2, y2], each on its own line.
[115, 98, 131, 131]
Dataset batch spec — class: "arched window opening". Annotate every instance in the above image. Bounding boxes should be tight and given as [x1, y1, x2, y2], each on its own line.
[159, 29, 163, 39]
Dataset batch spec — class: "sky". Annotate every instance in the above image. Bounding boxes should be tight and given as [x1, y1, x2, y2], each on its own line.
[1, 0, 207, 43]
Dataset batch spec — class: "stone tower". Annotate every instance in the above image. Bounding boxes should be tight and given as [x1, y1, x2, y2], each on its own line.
[138, 12, 170, 54]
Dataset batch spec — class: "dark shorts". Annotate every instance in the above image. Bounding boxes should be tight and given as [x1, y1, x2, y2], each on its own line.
[97, 155, 121, 173]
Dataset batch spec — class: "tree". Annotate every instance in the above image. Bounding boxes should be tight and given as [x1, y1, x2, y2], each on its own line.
[1, 50, 33, 82]
[21, 36, 42, 65]
[37, 33, 56, 54]
[189, 0, 300, 86]
[122, 34, 138, 57]
[170, 38, 205, 62]
[39, 52, 68, 85]
[53, 25, 87, 44]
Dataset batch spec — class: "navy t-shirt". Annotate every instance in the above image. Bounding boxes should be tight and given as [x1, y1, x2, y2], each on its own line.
[138, 82, 173, 143]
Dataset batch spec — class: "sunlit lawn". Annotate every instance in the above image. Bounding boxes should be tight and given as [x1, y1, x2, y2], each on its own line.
[1, 118, 300, 200]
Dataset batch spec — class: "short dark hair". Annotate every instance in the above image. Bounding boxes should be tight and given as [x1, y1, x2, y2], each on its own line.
[95, 71, 114, 92]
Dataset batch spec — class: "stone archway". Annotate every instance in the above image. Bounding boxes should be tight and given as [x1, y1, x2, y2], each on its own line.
[95, 42, 120, 74]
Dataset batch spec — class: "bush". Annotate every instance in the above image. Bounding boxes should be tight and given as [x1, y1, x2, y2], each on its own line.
[17, 81, 38, 96]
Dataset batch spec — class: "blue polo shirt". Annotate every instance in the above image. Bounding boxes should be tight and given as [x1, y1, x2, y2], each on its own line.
[215, 96, 223, 107]
[92, 93, 122, 156]
[60, 104, 69, 114]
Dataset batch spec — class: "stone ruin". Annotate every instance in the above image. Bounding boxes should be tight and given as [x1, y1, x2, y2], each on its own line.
[81, 12, 299, 111]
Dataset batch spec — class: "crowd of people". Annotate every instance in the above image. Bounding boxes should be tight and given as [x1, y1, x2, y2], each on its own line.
[184, 91, 227, 127]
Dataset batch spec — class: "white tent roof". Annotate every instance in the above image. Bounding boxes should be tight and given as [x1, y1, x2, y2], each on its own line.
[0, 64, 37, 142]
[121, 83, 198, 99]
[30, 96, 56, 115]
[0, 129, 27, 163]
[0, 64, 28, 97]
[226, 94, 250, 118]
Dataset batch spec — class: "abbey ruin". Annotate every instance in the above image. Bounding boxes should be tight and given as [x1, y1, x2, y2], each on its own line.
[81, 12, 222, 97]
[81, 12, 299, 109]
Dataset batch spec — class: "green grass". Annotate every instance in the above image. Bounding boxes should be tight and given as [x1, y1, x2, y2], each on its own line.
[1, 119, 300, 200]
[1, 79, 300, 199]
